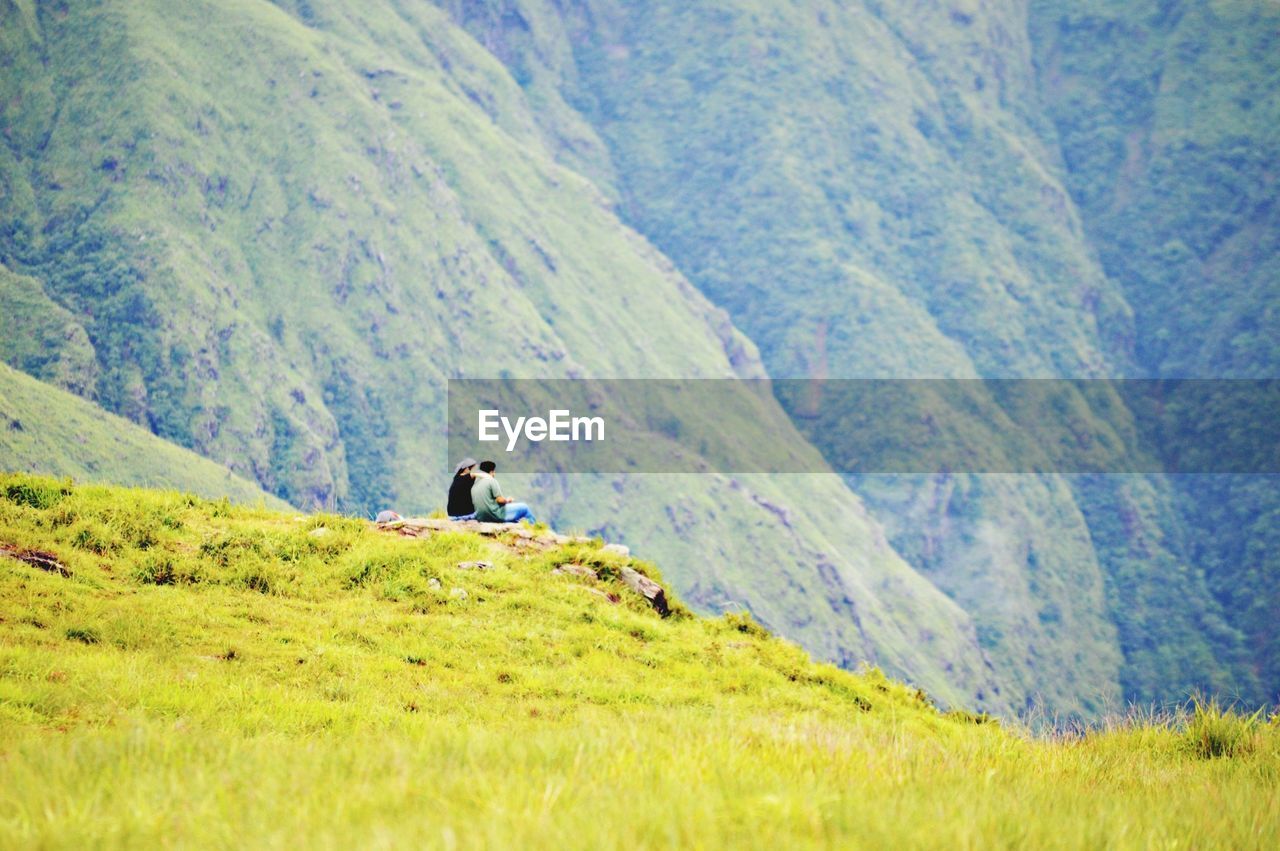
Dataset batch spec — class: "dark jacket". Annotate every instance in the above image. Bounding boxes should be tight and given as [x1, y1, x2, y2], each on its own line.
[447, 474, 475, 517]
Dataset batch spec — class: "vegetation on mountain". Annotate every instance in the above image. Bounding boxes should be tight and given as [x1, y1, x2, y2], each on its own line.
[0, 364, 288, 507]
[2, 476, 1277, 848]
[1031, 0, 1280, 706]
[0, 0, 1275, 714]
[0, 0, 1011, 712]
[434, 0, 1278, 710]
[1031, 0, 1280, 379]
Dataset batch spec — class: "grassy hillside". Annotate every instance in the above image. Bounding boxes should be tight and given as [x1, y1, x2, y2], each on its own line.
[0, 364, 289, 508]
[2, 476, 1278, 848]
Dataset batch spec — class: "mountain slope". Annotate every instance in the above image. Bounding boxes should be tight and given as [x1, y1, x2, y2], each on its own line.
[0, 363, 289, 507]
[2, 0, 1273, 713]
[1029, 0, 1280, 703]
[430, 0, 1271, 712]
[1030, 0, 1280, 379]
[0, 0, 1005, 710]
[2, 476, 1277, 848]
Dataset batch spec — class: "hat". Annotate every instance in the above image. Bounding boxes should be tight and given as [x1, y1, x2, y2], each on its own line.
[453, 457, 478, 475]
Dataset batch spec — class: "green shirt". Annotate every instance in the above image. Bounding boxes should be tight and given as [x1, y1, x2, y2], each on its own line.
[470, 474, 505, 522]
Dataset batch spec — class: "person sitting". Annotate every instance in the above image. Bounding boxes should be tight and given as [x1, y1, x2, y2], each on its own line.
[470, 460, 535, 524]
[447, 457, 478, 520]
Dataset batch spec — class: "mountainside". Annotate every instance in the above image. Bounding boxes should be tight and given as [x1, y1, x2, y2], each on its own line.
[0, 362, 288, 507]
[0, 0, 1003, 711]
[429, 0, 1278, 710]
[2, 476, 1278, 848]
[1029, 0, 1280, 705]
[449, 0, 1128, 379]
[1031, 0, 1280, 379]
[0, 0, 1275, 714]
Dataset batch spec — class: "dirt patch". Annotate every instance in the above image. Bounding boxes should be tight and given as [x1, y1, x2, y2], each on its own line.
[1, 543, 70, 577]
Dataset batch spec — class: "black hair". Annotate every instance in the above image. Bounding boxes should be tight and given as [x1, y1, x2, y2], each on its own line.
[479, 460, 497, 473]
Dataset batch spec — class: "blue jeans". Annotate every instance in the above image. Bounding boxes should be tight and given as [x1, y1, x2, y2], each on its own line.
[449, 513, 476, 521]
[502, 502, 535, 524]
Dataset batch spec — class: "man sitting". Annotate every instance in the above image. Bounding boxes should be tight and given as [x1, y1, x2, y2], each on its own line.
[470, 460, 536, 524]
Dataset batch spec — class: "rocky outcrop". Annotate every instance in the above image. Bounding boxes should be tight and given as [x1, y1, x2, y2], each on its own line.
[379, 517, 668, 615]
[382, 516, 595, 549]
[618, 566, 669, 617]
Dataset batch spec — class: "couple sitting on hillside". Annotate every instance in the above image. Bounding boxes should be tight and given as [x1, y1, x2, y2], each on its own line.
[447, 458, 536, 525]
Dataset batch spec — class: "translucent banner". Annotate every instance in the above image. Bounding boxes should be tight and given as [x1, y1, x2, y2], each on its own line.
[446, 379, 1280, 474]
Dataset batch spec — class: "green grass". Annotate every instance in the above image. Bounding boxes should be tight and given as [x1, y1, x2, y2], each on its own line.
[1181, 695, 1267, 760]
[1, 475, 1277, 848]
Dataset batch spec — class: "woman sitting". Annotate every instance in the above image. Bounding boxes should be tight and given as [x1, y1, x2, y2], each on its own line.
[447, 457, 478, 520]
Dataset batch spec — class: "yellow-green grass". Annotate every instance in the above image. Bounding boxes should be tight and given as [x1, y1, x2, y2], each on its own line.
[0, 473, 1276, 849]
